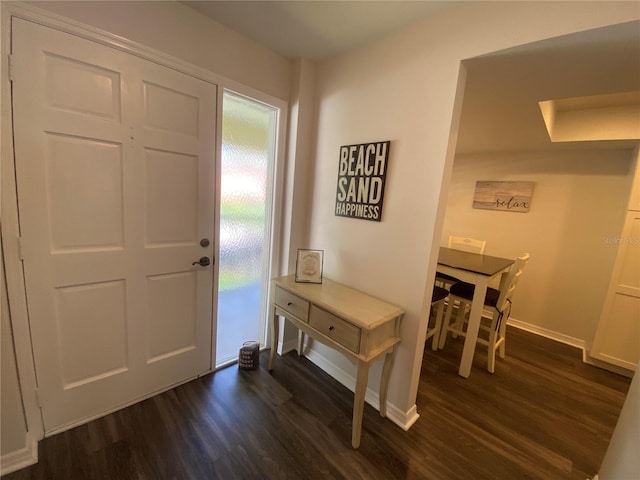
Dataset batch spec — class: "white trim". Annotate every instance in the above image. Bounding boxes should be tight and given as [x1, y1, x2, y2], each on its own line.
[507, 317, 585, 350]
[0, 432, 38, 476]
[583, 353, 635, 378]
[400, 404, 421, 431]
[303, 347, 419, 431]
[508, 317, 634, 378]
[1, 1, 45, 444]
[279, 337, 299, 356]
[210, 85, 224, 369]
[586, 351, 636, 373]
[212, 87, 288, 369]
[220, 88, 288, 357]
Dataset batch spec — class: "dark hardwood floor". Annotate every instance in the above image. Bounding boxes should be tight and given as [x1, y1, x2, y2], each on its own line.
[3, 327, 630, 480]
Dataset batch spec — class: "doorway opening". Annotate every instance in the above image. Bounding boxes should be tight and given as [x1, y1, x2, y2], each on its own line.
[215, 90, 279, 367]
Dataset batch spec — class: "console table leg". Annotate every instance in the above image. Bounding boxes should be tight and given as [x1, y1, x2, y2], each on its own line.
[268, 308, 279, 371]
[297, 330, 304, 356]
[352, 360, 370, 449]
[379, 347, 396, 418]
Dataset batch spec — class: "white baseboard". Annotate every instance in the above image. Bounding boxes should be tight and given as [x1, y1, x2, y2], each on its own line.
[303, 347, 418, 431]
[508, 318, 634, 378]
[583, 353, 634, 378]
[399, 404, 421, 431]
[278, 338, 298, 356]
[507, 317, 585, 350]
[0, 432, 38, 476]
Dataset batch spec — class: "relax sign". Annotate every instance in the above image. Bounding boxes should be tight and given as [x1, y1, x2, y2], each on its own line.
[472, 181, 534, 213]
[335, 141, 390, 222]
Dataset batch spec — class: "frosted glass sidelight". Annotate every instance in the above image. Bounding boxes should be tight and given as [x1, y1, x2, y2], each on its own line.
[216, 91, 277, 366]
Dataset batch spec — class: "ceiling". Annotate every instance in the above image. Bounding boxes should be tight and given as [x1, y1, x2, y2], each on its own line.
[456, 20, 640, 153]
[182, 1, 640, 154]
[181, 1, 458, 61]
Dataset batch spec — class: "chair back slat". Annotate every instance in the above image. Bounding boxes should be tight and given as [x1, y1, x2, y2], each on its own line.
[448, 236, 487, 254]
[496, 253, 530, 312]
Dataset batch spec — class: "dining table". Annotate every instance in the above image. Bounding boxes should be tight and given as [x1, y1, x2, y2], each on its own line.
[436, 247, 515, 378]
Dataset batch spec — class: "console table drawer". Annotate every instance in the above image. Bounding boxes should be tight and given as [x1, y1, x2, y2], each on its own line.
[275, 286, 310, 322]
[309, 305, 361, 353]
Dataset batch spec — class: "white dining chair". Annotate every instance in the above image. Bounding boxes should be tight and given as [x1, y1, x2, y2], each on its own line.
[438, 253, 530, 373]
[448, 236, 487, 254]
[435, 236, 487, 288]
[426, 285, 449, 350]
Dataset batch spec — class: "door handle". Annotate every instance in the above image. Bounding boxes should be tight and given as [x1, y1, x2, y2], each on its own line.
[192, 256, 211, 267]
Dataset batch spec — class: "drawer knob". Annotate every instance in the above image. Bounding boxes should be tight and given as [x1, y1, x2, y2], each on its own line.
[287, 302, 293, 306]
[328, 326, 335, 331]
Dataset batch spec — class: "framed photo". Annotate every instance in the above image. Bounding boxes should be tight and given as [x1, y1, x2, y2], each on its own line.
[295, 249, 324, 284]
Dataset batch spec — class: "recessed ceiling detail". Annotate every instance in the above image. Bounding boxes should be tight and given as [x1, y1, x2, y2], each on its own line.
[539, 91, 640, 143]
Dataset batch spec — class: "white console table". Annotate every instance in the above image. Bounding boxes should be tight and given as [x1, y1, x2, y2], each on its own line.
[268, 275, 404, 448]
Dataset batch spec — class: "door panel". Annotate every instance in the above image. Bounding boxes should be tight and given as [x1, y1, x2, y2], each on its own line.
[45, 52, 122, 121]
[46, 134, 125, 251]
[12, 18, 216, 433]
[146, 271, 198, 362]
[143, 82, 200, 137]
[592, 211, 640, 369]
[55, 280, 128, 387]
[618, 215, 640, 289]
[145, 149, 199, 245]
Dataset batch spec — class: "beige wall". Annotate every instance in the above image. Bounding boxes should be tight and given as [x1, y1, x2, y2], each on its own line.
[29, 1, 292, 101]
[307, 1, 640, 418]
[279, 58, 318, 350]
[442, 150, 634, 343]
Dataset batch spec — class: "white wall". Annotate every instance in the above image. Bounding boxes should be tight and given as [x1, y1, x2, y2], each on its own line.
[279, 58, 318, 350]
[597, 372, 639, 479]
[306, 1, 640, 421]
[29, 1, 292, 101]
[283, 58, 317, 274]
[441, 150, 634, 344]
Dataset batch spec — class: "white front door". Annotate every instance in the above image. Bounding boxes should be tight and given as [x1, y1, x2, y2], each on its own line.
[11, 18, 217, 434]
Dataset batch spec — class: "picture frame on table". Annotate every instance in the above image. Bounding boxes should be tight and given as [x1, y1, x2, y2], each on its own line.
[295, 249, 324, 284]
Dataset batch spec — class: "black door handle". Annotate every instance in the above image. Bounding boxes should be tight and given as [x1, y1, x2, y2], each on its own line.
[192, 256, 211, 267]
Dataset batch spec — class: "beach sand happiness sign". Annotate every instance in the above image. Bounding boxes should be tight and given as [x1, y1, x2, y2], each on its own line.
[335, 140, 390, 222]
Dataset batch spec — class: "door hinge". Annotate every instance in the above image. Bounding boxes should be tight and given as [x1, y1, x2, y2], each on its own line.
[34, 388, 43, 408]
[8, 54, 15, 82]
[17, 236, 25, 260]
